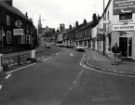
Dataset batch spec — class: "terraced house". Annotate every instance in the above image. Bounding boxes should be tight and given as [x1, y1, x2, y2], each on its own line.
[94, 0, 135, 60]
[75, 14, 100, 48]
[0, 0, 37, 53]
[62, 14, 100, 48]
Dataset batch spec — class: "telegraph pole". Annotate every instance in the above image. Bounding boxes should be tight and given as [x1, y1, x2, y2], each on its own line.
[103, 0, 105, 12]
[103, 0, 106, 55]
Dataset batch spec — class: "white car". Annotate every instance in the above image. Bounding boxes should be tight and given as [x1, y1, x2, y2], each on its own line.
[76, 46, 85, 52]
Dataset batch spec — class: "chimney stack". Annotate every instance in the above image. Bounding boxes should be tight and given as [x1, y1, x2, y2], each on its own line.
[75, 21, 79, 27]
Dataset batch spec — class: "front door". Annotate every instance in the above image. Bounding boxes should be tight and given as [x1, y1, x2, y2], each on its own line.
[119, 37, 132, 57]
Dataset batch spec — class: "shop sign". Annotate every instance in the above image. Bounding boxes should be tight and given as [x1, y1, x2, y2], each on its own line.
[112, 24, 135, 31]
[113, 0, 135, 15]
[13, 29, 24, 36]
[15, 20, 22, 28]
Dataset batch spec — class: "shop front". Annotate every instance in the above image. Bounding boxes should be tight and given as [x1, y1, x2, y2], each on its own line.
[112, 24, 135, 59]
[119, 32, 132, 58]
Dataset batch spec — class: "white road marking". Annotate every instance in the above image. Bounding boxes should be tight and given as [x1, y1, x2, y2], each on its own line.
[56, 52, 63, 55]
[6, 63, 36, 74]
[70, 53, 74, 56]
[5, 74, 12, 79]
[43, 57, 50, 61]
[0, 85, 3, 91]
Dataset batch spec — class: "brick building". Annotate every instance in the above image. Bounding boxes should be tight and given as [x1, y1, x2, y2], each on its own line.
[0, 0, 38, 53]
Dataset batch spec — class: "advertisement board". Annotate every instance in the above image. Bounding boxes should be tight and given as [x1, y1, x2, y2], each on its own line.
[13, 29, 24, 36]
[113, 0, 135, 15]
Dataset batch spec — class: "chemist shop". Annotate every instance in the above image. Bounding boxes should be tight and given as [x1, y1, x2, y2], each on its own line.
[112, 24, 135, 59]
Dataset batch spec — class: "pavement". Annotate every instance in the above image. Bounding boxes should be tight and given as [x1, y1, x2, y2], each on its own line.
[85, 49, 135, 76]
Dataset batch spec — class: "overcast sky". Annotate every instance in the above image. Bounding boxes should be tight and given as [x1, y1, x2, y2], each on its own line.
[13, 0, 109, 29]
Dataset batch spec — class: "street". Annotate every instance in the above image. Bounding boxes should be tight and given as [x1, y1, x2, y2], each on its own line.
[0, 47, 135, 105]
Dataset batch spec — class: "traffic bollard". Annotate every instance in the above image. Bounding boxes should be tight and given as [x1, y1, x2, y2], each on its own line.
[31, 49, 36, 62]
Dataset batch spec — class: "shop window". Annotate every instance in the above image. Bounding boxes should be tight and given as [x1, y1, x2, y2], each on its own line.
[119, 13, 132, 20]
[6, 31, 12, 44]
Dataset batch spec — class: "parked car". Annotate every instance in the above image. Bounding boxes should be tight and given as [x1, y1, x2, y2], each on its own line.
[66, 45, 74, 48]
[55, 43, 64, 47]
[76, 45, 85, 52]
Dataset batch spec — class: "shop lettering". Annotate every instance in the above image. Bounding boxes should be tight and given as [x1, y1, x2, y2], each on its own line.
[113, 24, 135, 31]
[114, 26, 134, 29]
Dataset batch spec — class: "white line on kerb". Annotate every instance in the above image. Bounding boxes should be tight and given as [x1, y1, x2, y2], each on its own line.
[6, 63, 36, 74]
[79, 53, 135, 78]
[0, 85, 3, 91]
[5, 74, 12, 79]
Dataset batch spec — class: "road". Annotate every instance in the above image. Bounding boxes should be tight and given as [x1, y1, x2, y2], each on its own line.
[0, 47, 135, 105]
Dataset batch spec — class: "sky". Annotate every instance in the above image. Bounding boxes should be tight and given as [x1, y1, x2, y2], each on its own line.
[13, 0, 109, 29]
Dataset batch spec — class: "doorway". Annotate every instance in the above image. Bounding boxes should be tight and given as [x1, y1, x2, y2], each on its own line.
[119, 37, 132, 58]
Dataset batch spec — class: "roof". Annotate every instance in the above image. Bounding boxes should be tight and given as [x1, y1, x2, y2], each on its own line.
[0, 2, 28, 20]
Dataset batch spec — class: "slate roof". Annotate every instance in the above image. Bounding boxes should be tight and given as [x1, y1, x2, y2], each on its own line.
[0, 2, 28, 20]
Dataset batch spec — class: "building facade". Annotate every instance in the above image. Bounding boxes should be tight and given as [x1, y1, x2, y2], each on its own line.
[0, 0, 37, 53]
[95, 0, 135, 59]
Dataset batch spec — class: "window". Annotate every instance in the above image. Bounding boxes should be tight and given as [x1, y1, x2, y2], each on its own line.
[26, 34, 31, 44]
[6, 15, 11, 26]
[6, 31, 12, 44]
[119, 13, 132, 20]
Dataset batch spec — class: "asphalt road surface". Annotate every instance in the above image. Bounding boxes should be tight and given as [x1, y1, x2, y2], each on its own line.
[0, 47, 135, 105]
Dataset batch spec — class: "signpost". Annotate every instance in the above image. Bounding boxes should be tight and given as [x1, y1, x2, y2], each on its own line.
[14, 20, 24, 65]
